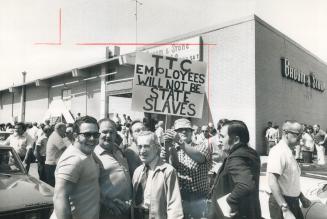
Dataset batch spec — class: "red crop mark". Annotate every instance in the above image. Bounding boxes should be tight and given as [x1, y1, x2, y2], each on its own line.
[34, 8, 62, 45]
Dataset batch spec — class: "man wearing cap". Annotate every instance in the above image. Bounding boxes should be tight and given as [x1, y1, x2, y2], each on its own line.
[267, 120, 311, 219]
[163, 118, 212, 219]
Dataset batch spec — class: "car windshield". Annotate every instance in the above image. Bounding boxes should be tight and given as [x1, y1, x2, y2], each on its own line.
[0, 148, 24, 174]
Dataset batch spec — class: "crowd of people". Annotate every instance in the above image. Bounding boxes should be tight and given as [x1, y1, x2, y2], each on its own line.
[264, 121, 327, 165]
[1, 114, 325, 219]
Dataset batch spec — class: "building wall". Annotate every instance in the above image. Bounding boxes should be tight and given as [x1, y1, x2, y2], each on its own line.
[255, 19, 327, 154]
[49, 75, 102, 120]
[70, 81, 87, 117]
[202, 19, 256, 148]
[85, 78, 101, 119]
[0, 91, 15, 123]
[25, 84, 49, 123]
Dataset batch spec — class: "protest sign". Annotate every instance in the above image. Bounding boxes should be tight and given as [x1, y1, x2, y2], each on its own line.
[131, 52, 207, 118]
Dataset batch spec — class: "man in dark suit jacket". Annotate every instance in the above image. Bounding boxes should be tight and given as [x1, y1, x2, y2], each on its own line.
[210, 120, 261, 219]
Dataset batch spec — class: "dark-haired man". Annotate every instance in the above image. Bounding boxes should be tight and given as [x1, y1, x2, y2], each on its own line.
[4, 122, 34, 172]
[94, 119, 132, 219]
[210, 120, 261, 219]
[51, 116, 100, 219]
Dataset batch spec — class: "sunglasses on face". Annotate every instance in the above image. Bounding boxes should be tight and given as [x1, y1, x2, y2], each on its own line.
[283, 130, 302, 138]
[78, 132, 100, 138]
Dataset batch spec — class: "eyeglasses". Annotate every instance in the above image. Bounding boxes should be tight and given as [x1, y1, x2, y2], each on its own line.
[78, 132, 100, 138]
[283, 130, 302, 138]
[175, 128, 193, 132]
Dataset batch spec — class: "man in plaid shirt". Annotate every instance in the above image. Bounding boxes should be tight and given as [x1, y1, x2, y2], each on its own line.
[163, 118, 212, 219]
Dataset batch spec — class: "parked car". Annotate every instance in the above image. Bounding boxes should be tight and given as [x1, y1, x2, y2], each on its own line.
[0, 131, 12, 141]
[260, 157, 327, 219]
[0, 145, 53, 219]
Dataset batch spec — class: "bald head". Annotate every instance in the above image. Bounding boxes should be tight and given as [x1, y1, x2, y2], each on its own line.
[55, 123, 66, 137]
[282, 120, 302, 134]
[282, 120, 303, 147]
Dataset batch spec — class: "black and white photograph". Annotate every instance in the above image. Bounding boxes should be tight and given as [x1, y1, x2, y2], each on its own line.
[1, 0, 327, 218]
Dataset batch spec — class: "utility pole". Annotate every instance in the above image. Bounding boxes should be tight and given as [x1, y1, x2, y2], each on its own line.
[131, 0, 143, 49]
[21, 71, 26, 122]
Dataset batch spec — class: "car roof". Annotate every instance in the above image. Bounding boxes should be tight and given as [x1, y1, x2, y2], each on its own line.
[0, 145, 12, 150]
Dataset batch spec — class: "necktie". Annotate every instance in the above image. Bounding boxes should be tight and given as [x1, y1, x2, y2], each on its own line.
[134, 165, 149, 206]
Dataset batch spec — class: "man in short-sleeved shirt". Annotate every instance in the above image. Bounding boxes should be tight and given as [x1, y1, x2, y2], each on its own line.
[4, 122, 34, 172]
[267, 120, 311, 219]
[34, 126, 51, 182]
[45, 123, 67, 187]
[313, 124, 327, 165]
[51, 116, 100, 219]
[94, 119, 132, 219]
[4, 123, 34, 159]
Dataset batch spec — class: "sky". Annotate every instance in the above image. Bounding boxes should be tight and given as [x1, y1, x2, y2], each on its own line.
[1, 0, 327, 90]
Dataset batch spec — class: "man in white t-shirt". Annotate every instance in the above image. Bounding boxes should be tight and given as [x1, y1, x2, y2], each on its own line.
[45, 123, 67, 187]
[51, 116, 100, 219]
[267, 120, 311, 219]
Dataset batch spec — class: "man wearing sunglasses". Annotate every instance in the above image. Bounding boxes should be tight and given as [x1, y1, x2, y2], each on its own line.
[267, 120, 311, 219]
[51, 116, 101, 219]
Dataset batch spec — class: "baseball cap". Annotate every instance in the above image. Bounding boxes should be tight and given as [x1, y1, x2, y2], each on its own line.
[174, 118, 192, 130]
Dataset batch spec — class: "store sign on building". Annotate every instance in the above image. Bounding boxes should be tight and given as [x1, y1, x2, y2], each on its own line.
[131, 52, 207, 118]
[281, 58, 325, 92]
[144, 37, 202, 61]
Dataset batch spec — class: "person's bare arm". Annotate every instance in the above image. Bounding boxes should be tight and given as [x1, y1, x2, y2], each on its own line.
[181, 143, 206, 163]
[268, 173, 295, 218]
[164, 130, 206, 163]
[53, 178, 75, 219]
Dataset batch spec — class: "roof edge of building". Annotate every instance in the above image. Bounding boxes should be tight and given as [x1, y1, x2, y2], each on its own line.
[138, 14, 256, 51]
[0, 56, 121, 92]
[254, 15, 327, 68]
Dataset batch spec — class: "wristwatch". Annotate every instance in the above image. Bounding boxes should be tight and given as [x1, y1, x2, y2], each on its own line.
[280, 203, 288, 212]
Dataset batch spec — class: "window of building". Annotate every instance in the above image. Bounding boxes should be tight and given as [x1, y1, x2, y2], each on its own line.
[62, 89, 72, 110]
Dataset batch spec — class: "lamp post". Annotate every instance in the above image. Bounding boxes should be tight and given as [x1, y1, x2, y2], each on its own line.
[20, 71, 27, 122]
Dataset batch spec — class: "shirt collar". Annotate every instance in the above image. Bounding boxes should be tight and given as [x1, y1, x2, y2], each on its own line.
[279, 139, 293, 154]
[143, 158, 168, 173]
[95, 144, 120, 156]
